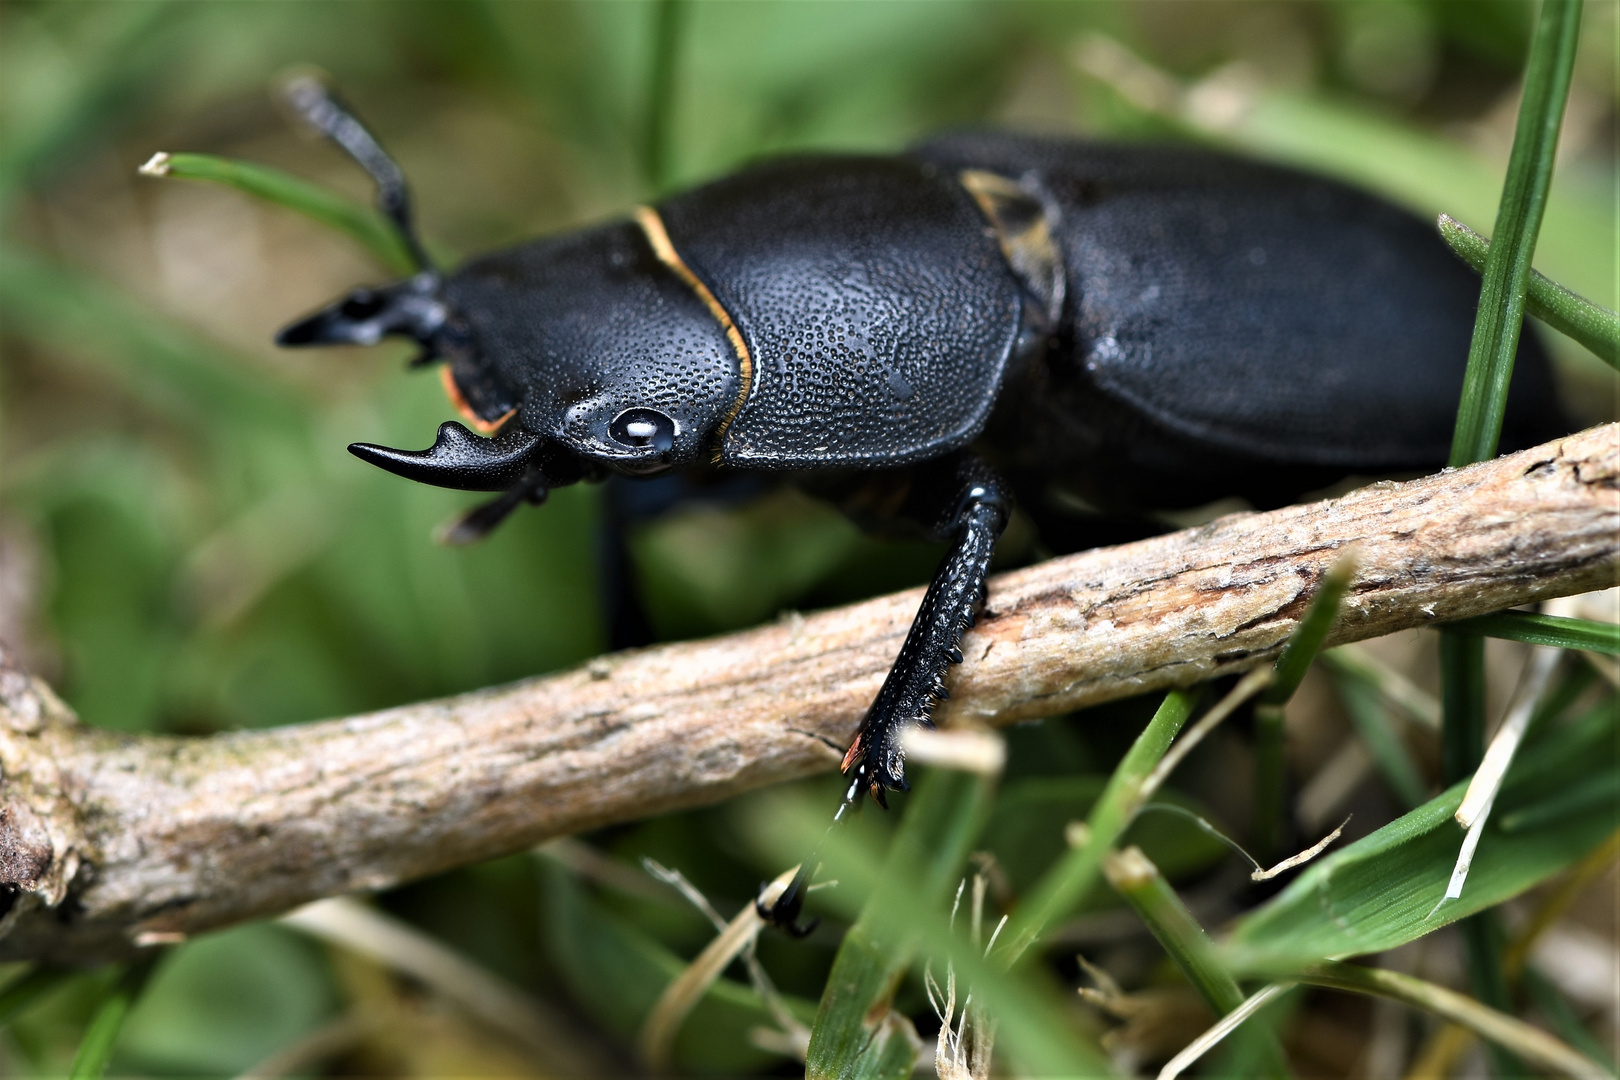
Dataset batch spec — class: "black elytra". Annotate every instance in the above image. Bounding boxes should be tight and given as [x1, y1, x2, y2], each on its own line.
[275, 83, 1566, 932]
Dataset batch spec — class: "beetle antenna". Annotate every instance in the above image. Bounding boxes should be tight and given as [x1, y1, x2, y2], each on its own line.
[281, 75, 435, 275]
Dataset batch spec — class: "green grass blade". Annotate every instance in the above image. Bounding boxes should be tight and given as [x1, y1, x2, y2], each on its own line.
[1002, 689, 1198, 961]
[1439, 214, 1620, 367]
[642, 0, 686, 194]
[68, 957, 160, 1080]
[1224, 695, 1617, 973]
[1446, 611, 1620, 654]
[1261, 556, 1356, 707]
[0, 966, 75, 1026]
[1449, 0, 1583, 468]
[140, 152, 418, 275]
[806, 767, 994, 1080]
[1106, 847, 1245, 1014]
[1255, 555, 1355, 854]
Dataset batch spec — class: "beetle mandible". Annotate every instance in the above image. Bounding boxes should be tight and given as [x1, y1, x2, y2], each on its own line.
[274, 80, 1564, 930]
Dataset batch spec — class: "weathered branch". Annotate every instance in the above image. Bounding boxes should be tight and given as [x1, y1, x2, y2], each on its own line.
[2, 426, 1616, 963]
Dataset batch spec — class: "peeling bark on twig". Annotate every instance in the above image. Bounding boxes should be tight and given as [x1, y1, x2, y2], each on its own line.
[1, 426, 1616, 963]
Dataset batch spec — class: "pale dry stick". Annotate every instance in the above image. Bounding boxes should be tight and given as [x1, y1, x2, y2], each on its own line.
[280, 897, 608, 1075]
[1, 426, 1616, 963]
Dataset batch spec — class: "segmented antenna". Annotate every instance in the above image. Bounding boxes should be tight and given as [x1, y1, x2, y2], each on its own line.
[281, 75, 434, 274]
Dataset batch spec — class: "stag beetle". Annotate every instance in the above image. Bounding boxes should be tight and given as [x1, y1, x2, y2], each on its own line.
[274, 80, 1564, 930]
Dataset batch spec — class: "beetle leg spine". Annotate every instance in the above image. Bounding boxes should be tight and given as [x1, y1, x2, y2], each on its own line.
[632, 206, 754, 459]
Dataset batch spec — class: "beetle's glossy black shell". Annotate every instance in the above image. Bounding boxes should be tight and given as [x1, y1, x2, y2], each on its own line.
[657, 156, 1022, 468]
[444, 220, 738, 466]
[919, 134, 1565, 465]
[912, 133, 1565, 514]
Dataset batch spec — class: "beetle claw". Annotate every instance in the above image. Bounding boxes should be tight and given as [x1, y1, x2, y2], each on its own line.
[350, 421, 543, 491]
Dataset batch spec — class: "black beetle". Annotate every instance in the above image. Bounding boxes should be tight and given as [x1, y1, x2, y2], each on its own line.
[274, 80, 1564, 929]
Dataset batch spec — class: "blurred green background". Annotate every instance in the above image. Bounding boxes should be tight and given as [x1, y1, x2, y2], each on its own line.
[0, 1, 1614, 1075]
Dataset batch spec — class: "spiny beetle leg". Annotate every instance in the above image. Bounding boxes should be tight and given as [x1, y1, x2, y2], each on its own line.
[840, 457, 1008, 803]
[760, 459, 1007, 934]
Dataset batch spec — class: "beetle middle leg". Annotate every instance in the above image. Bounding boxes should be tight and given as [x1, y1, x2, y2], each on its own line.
[760, 453, 1009, 930]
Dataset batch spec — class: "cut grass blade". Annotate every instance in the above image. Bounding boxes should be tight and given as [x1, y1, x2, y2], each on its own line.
[139, 152, 418, 275]
[1446, 610, 1620, 655]
[1001, 689, 1198, 962]
[68, 956, 160, 1080]
[1439, 214, 1620, 367]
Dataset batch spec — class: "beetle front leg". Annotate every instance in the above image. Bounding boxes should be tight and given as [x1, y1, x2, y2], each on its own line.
[760, 457, 1008, 931]
[841, 457, 1009, 808]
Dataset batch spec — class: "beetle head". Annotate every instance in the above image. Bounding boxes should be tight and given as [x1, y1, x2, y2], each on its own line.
[440, 221, 740, 477]
[271, 80, 740, 540]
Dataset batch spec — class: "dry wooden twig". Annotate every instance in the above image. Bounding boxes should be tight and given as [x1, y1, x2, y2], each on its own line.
[1, 425, 1615, 963]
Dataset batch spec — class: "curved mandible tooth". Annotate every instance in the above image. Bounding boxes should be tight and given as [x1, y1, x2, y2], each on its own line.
[348, 421, 542, 491]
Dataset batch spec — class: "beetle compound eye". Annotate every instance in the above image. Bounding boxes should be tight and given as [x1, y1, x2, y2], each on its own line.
[608, 408, 677, 453]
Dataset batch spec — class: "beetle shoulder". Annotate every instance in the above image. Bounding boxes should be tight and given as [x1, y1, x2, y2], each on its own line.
[655, 156, 1024, 469]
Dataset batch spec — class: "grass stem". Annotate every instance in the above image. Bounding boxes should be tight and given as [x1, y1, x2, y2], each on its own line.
[1299, 960, 1606, 1079]
[1438, 214, 1619, 367]
[1105, 847, 1291, 1078]
[1447, 611, 1620, 654]
[1001, 689, 1198, 962]
[643, 0, 686, 194]
[806, 767, 994, 1080]
[68, 956, 160, 1080]
[1448, 0, 1583, 467]
[139, 152, 417, 275]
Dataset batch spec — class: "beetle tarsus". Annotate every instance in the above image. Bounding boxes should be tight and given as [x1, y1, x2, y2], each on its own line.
[756, 862, 819, 937]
